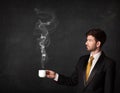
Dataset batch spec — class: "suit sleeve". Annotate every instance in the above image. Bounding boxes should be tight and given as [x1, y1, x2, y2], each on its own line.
[55, 61, 81, 86]
[56, 69, 78, 86]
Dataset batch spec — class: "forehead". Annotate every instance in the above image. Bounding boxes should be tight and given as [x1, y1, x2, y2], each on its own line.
[87, 35, 96, 40]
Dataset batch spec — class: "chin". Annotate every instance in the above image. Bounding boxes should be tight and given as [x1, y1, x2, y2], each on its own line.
[86, 49, 90, 51]
[86, 49, 91, 52]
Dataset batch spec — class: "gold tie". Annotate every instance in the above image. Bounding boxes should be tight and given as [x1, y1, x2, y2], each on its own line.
[86, 56, 94, 81]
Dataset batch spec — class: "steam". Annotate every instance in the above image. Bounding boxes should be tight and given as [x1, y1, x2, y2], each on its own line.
[34, 8, 58, 69]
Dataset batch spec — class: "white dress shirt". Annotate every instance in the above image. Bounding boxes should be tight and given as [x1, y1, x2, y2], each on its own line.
[54, 51, 102, 81]
[88, 51, 101, 77]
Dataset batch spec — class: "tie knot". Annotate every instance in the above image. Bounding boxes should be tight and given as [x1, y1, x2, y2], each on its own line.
[89, 56, 94, 64]
[90, 56, 94, 60]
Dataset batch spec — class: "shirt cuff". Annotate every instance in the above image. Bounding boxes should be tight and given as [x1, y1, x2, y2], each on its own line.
[54, 73, 59, 81]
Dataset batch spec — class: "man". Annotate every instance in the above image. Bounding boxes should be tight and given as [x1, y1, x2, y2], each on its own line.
[46, 28, 115, 93]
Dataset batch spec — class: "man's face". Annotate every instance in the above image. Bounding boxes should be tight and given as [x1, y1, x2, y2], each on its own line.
[85, 35, 98, 52]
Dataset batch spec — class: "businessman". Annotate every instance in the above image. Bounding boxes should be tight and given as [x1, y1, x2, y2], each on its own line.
[46, 28, 115, 93]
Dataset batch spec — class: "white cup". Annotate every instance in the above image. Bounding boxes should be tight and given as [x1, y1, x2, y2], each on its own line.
[38, 70, 46, 78]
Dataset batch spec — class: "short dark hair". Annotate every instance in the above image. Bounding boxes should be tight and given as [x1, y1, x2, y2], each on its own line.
[86, 28, 107, 47]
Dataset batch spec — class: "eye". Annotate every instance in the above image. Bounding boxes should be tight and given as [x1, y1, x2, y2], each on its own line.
[88, 39, 92, 42]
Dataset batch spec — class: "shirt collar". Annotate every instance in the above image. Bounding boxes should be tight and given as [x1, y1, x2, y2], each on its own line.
[90, 51, 102, 59]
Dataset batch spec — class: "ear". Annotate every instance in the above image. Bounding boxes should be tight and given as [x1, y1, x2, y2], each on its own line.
[96, 41, 101, 48]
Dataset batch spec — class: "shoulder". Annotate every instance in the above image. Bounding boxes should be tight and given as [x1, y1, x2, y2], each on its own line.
[75, 55, 89, 69]
[101, 52, 116, 71]
[104, 56, 116, 67]
[76, 55, 89, 65]
[101, 51, 115, 66]
[78, 55, 89, 61]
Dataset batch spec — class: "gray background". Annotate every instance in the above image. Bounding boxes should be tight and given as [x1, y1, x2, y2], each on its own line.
[0, 0, 120, 93]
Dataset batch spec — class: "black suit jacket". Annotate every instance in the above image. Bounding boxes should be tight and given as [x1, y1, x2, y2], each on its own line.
[56, 51, 115, 93]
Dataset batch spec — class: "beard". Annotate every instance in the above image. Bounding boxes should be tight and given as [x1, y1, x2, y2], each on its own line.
[86, 45, 97, 52]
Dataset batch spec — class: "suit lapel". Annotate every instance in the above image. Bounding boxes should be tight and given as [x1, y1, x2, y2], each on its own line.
[82, 55, 89, 86]
[83, 52, 105, 87]
[86, 57, 102, 85]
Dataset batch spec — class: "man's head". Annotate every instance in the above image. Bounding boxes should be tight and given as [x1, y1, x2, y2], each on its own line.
[85, 28, 107, 52]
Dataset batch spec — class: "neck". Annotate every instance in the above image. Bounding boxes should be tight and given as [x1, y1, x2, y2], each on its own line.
[91, 48, 101, 56]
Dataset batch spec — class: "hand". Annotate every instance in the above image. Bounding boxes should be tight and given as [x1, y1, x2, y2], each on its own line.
[46, 70, 56, 79]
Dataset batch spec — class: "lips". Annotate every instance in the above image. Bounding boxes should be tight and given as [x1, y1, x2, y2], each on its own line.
[86, 45, 89, 48]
